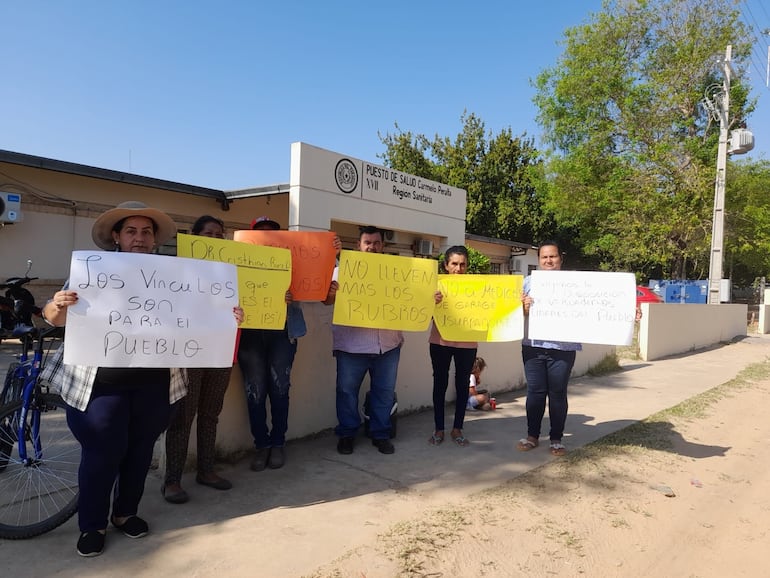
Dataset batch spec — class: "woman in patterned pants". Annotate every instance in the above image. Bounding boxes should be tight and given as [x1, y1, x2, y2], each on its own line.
[163, 215, 240, 503]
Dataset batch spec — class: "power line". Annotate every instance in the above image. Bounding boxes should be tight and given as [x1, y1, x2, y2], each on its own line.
[747, 0, 770, 23]
[740, 0, 770, 88]
[741, 0, 769, 44]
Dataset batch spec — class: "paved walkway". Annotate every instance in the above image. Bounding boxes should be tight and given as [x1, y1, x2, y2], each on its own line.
[2, 334, 769, 577]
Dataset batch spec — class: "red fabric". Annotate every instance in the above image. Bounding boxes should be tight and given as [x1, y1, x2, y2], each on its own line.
[233, 328, 241, 363]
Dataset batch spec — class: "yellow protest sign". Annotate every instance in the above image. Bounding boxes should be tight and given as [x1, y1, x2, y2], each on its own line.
[177, 233, 291, 329]
[333, 250, 437, 331]
[433, 275, 524, 342]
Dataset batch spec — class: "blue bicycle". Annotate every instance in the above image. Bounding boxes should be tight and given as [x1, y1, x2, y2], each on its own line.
[0, 324, 79, 539]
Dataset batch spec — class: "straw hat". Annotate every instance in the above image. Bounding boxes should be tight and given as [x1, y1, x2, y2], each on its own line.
[91, 201, 177, 250]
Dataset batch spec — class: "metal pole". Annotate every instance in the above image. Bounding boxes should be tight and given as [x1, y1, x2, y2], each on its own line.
[707, 45, 732, 305]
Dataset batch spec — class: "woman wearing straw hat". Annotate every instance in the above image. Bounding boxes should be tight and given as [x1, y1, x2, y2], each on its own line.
[41, 201, 184, 557]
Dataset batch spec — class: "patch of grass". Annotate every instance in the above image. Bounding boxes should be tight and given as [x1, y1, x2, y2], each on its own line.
[586, 353, 621, 376]
[733, 359, 770, 382]
[588, 419, 676, 453]
[611, 518, 630, 529]
[616, 324, 641, 360]
[378, 508, 468, 576]
[559, 529, 584, 549]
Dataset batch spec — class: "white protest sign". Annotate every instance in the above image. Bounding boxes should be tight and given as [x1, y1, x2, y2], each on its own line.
[63, 251, 239, 367]
[527, 270, 636, 346]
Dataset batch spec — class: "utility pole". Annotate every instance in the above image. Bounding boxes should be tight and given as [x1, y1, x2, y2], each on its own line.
[707, 45, 732, 305]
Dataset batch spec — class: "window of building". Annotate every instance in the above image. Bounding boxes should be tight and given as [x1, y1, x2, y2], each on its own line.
[157, 229, 186, 256]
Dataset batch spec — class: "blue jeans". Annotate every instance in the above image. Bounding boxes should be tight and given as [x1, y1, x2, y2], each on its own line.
[237, 328, 297, 449]
[430, 344, 476, 431]
[522, 345, 576, 441]
[334, 346, 401, 440]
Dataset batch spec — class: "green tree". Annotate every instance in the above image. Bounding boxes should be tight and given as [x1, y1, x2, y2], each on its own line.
[725, 158, 770, 285]
[380, 112, 553, 244]
[533, 0, 754, 280]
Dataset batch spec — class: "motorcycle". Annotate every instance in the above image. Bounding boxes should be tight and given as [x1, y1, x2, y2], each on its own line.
[0, 260, 42, 341]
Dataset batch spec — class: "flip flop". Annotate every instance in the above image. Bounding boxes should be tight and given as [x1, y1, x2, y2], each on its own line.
[428, 432, 445, 446]
[549, 442, 567, 456]
[517, 438, 539, 451]
[451, 432, 469, 447]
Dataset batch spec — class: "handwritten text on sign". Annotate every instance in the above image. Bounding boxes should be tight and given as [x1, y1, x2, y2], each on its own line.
[233, 230, 336, 301]
[63, 251, 239, 367]
[434, 275, 524, 342]
[177, 233, 291, 329]
[527, 270, 637, 346]
[333, 250, 437, 331]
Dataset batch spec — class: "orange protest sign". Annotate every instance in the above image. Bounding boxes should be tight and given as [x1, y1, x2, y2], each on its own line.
[234, 230, 337, 301]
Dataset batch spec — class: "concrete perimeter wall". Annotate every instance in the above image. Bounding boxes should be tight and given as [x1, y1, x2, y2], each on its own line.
[638, 303, 747, 361]
[758, 290, 770, 335]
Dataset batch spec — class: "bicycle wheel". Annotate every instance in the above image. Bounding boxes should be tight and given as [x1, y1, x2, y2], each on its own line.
[0, 393, 80, 539]
[2, 362, 23, 406]
[0, 369, 20, 471]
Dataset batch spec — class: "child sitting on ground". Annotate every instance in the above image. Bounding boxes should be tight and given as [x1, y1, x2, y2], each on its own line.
[467, 357, 492, 411]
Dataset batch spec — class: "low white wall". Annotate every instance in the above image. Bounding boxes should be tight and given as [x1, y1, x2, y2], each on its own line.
[638, 303, 747, 361]
[759, 304, 770, 334]
[173, 303, 615, 461]
[759, 290, 770, 334]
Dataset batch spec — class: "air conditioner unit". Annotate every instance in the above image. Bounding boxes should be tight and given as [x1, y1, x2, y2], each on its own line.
[0, 192, 23, 223]
[416, 239, 433, 256]
[508, 257, 522, 272]
[383, 229, 412, 245]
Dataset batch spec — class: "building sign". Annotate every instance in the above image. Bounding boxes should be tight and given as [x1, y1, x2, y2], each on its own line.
[292, 142, 466, 219]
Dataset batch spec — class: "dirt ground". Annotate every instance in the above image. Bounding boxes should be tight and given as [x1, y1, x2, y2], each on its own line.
[307, 374, 770, 578]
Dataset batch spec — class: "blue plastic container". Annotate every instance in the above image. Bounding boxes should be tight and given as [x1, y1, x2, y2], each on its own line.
[655, 280, 708, 304]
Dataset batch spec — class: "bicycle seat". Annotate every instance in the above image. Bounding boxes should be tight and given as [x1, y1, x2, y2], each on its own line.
[11, 324, 36, 338]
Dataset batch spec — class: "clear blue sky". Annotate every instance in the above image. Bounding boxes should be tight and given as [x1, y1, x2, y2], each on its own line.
[2, 1, 769, 191]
